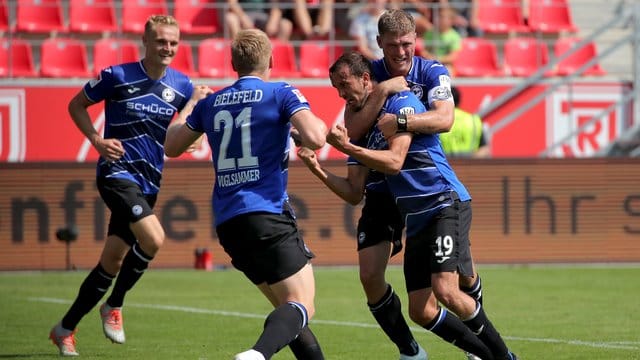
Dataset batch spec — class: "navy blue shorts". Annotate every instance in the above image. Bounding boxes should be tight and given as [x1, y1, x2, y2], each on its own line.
[216, 211, 315, 285]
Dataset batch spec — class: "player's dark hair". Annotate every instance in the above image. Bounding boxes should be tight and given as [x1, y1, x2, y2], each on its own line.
[451, 85, 461, 105]
[329, 51, 375, 81]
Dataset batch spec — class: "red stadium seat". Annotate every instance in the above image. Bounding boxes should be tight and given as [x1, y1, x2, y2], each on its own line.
[475, 0, 529, 34]
[528, 0, 578, 33]
[93, 38, 141, 75]
[16, 0, 66, 33]
[198, 38, 233, 78]
[453, 38, 502, 77]
[171, 43, 197, 77]
[0, 39, 38, 77]
[40, 38, 91, 78]
[173, 0, 220, 35]
[554, 37, 606, 76]
[0, 0, 8, 32]
[299, 41, 343, 78]
[503, 37, 552, 77]
[122, 0, 169, 34]
[69, 0, 118, 34]
[270, 40, 300, 78]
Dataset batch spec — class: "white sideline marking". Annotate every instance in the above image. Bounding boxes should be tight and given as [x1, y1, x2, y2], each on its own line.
[30, 297, 639, 351]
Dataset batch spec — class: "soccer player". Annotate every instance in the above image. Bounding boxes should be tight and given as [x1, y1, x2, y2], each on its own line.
[49, 15, 212, 357]
[326, 52, 518, 360]
[344, 4, 484, 339]
[164, 29, 327, 360]
[298, 53, 427, 360]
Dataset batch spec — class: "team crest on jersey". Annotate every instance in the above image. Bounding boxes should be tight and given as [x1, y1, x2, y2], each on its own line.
[433, 86, 452, 100]
[162, 88, 176, 102]
[410, 84, 423, 100]
[358, 232, 366, 244]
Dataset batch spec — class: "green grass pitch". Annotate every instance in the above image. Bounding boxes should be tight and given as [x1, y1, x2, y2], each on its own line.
[1, 265, 639, 359]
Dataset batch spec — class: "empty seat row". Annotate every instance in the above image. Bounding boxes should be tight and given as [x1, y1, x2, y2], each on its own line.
[3, 0, 578, 36]
[476, 0, 577, 34]
[0, 38, 344, 79]
[0, 37, 138, 77]
[453, 37, 606, 78]
[0, 0, 220, 35]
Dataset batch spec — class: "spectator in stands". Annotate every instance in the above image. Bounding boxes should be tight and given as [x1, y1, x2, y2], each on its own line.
[335, 0, 358, 36]
[283, 0, 334, 39]
[349, 0, 387, 60]
[440, 86, 490, 158]
[422, 7, 462, 76]
[225, 0, 293, 41]
[390, 0, 438, 34]
[449, 0, 481, 37]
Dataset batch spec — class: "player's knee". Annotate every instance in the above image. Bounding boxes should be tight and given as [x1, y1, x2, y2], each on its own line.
[431, 286, 458, 309]
[408, 301, 440, 326]
[358, 266, 385, 288]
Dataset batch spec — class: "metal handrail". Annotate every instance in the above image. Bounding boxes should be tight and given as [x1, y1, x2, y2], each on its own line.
[482, 2, 638, 157]
[479, 5, 633, 122]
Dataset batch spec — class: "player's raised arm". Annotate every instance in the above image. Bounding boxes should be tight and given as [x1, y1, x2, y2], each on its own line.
[377, 97, 454, 139]
[164, 85, 213, 157]
[327, 124, 412, 175]
[290, 109, 327, 150]
[298, 147, 367, 205]
[343, 76, 409, 140]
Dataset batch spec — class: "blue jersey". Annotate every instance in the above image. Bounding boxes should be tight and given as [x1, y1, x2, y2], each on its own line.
[346, 138, 388, 194]
[84, 61, 194, 194]
[372, 56, 453, 113]
[186, 76, 310, 226]
[355, 91, 471, 237]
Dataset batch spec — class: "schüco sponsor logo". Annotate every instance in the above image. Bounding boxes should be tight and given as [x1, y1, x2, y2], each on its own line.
[125, 102, 175, 116]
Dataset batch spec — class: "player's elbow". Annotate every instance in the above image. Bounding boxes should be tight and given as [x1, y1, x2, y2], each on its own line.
[164, 139, 184, 158]
[386, 166, 402, 175]
[302, 125, 327, 150]
[441, 119, 454, 132]
[383, 160, 404, 175]
[345, 193, 363, 206]
[164, 146, 182, 158]
[304, 137, 325, 150]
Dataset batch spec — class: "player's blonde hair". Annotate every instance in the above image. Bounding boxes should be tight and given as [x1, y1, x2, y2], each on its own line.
[378, 9, 416, 36]
[144, 14, 179, 36]
[231, 29, 272, 75]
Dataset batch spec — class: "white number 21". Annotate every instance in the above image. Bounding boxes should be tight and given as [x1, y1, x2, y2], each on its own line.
[213, 107, 258, 171]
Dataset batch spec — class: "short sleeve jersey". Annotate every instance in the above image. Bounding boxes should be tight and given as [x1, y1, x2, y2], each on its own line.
[186, 76, 310, 226]
[371, 56, 456, 119]
[84, 61, 194, 194]
[356, 90, 471, 237]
